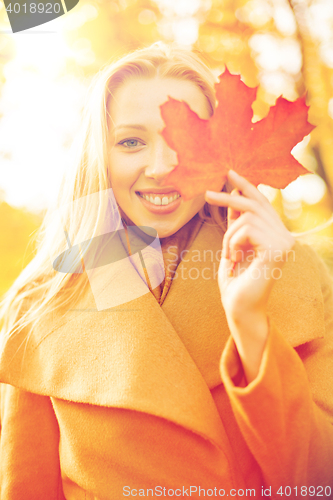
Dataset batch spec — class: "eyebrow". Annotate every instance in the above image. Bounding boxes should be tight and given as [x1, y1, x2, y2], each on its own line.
[114, 124, 147, 132]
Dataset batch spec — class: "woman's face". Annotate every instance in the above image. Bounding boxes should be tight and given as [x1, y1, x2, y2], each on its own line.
[108, 76, 211, 238]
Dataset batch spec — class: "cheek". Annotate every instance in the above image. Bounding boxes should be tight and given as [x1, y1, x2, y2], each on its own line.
[109, 153, 141, 191]
[187, 195, 206, 214]
[108, 166, 128, 207]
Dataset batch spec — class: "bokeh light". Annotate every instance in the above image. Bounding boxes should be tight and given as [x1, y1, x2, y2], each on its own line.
[282, 174, 327, 205]
[0, 21, 88, 211]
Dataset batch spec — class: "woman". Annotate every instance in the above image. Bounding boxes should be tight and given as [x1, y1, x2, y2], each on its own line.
[0, 42, 333, 499]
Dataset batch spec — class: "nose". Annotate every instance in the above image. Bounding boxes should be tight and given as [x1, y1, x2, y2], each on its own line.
[144, 138, 178, 182]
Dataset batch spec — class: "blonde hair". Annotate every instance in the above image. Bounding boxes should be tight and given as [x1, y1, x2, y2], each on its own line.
[0, 42, 227, 339]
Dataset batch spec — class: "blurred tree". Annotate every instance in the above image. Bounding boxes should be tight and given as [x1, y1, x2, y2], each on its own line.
[287, 0, 333, 198]
[0, 202, 42, 297]
[62, 0, 161, 77]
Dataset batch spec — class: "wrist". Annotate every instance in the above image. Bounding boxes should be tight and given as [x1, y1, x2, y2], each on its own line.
[226, 305, 267, 327]
[226, 311, 269, 384]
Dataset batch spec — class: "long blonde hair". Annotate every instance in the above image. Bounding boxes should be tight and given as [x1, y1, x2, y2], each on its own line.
[0, 42, 227, 338]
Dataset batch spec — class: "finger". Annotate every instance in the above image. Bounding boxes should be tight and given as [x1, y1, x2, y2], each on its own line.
[228, 225, 265, 263]
[227, 170, 269, 205]
[205, 191, 261, 213]
[205, 190, 281, 227]
[228, 189, 241, 228]
[223, 212, 269, 259]
[218, 256, 237, 283]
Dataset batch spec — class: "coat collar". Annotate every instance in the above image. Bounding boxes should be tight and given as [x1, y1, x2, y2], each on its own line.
[0, 222, 325, 451]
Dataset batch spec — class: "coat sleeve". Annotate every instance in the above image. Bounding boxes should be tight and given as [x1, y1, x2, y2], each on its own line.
[220, 249, 333, 493]
[0, 383, 66, 500]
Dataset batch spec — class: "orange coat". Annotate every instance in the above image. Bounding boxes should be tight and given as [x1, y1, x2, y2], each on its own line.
[0, 221, 333, 499]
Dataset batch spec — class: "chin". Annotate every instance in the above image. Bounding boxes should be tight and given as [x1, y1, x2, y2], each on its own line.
[121, 199, 205, 239]
[146, 215, 196, 239]
[143, 221, 179, 239]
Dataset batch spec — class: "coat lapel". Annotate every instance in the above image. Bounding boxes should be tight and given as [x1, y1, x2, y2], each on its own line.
[0, 271, 229, 450]
[0, 222, 326, 452]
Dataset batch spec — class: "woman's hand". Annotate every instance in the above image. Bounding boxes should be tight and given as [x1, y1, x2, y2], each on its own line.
[205, 170, 295, 383]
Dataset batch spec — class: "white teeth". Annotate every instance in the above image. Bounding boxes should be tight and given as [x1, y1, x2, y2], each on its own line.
[140, 193, 180, 206]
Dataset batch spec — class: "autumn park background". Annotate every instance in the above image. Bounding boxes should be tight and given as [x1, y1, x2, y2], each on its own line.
[0, 0, 333, 298]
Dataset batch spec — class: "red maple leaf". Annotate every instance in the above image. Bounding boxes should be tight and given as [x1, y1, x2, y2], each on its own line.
[160, 69, 315, 201]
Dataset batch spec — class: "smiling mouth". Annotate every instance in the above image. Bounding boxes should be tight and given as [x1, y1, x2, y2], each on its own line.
[136, 191, 181, 206]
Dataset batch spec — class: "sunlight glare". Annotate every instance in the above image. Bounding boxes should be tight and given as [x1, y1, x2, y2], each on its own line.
[13, 32, 69, 77]
[282, 174, 326, 205]
[173, 18, 199, 46]
[0, 26, 87, 211]
[156, 0, 201, 17]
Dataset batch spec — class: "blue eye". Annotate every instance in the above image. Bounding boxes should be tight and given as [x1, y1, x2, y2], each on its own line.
[119, 139, 143, 148]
